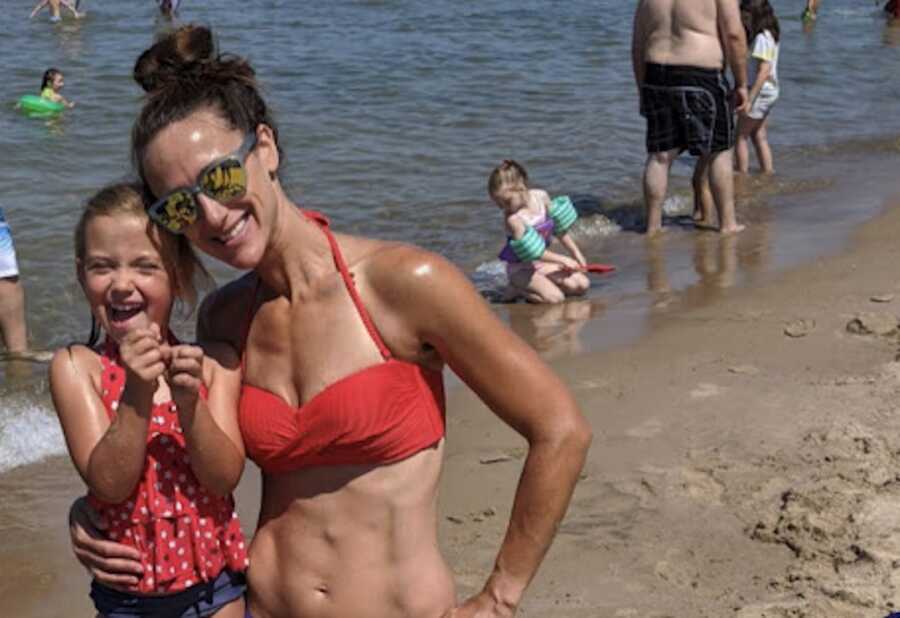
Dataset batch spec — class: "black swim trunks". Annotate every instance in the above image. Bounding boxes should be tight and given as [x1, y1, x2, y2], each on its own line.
[641, 63, 734, 156]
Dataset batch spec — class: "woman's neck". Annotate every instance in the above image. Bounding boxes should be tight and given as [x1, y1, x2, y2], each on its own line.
[254, 187, 335, 301]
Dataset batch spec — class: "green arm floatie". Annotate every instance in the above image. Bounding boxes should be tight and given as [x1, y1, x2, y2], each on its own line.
[549, 195, 578, 236]
[509, 225, 547, 262]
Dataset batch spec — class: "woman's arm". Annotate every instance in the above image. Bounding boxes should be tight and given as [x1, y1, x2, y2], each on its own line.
[168, 340, 245, 496]
[69, 497, 144, 586]
[49, 340, 155, 504]
[371, 247, 593, 616]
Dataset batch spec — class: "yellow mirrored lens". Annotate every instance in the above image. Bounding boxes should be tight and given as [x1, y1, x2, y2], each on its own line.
[160, 192, 197, 232]
[201, 160, 246, 202]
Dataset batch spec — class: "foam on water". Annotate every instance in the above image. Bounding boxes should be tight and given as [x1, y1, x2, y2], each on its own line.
[0, 395, 64, 474]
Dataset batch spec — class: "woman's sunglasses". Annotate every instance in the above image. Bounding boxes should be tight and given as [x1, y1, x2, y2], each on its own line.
[146, 132, 258, 234]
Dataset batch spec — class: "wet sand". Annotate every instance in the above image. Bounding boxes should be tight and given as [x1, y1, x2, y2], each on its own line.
[6, 157, 900, 616]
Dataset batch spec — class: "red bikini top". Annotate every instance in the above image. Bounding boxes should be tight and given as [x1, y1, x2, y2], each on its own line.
[238, 211, 446, 474]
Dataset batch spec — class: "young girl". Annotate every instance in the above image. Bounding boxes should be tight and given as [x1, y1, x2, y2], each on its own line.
[490, 160, 590, 304]
[736, 0, 780, 174]
[40, 68, 75, 108]
[49, 183, 247, 617]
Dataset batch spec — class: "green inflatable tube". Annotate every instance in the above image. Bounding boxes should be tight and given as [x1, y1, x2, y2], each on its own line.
[17, 94, 64, 116]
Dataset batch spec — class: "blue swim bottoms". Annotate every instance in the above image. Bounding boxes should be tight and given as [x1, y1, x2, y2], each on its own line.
[0, 207, 19, 279]
[90, 569, 246, 618]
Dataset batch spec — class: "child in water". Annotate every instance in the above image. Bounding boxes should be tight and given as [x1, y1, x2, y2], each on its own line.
[736, 0, 780, 174]
[158, 0, 182, 18]
[40, 68, 75, 108]
[49, 183, 248, 617]
[802, 0, 819, 21]
[490, 160, 590, 304]
[29, 0, 82, 22]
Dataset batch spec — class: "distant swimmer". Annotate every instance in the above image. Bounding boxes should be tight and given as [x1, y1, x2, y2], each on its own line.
[886, 0, 900, 19]
[29, 0, 82, 21]
[157, 0, 182, 18]
[40, 68, 75, 108]
[802, 0, 820, 21]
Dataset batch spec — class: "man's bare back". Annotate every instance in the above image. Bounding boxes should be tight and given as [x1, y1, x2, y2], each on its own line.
[634, 0, 726, 70]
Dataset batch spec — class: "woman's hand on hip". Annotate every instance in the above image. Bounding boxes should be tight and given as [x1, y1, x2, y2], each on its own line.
[69, 496, 144, 587]
[442, 591, 516, 617]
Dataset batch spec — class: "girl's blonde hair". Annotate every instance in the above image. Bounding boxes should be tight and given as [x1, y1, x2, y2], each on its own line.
[74, 182, 211, 345]
[488, 159, 529, 197]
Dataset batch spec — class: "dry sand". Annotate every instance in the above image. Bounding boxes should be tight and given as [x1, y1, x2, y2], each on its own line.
[6, 190, 900, 617]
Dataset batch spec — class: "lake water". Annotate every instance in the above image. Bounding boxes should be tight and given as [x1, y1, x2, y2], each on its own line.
[1, 0, 899, 472]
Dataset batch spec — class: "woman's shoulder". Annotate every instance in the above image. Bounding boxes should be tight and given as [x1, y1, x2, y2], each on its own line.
[357, 240, 470, 306]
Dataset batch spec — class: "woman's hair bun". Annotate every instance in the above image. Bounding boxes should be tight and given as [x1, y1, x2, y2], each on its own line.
[133, 25, 216, 93]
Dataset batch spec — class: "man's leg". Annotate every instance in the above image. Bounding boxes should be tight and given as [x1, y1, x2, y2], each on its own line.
[0, 277, 27, 353]
[692, 155, 716, 227]
[707, 149, 744, 234]
[643, 148, 678, 235]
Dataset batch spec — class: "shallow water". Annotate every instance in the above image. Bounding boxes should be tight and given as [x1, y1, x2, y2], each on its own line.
[1, 0, 899, 471]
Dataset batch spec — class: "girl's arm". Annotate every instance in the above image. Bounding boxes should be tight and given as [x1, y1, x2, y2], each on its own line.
[371, 247, 592, 616]
[538, 247, 582, 271]
[747, 60, 771, 108]
[60, 0, 81, 16]
[506, 212, 580, 271]
[29, 1, 49, 18]
[49, 341, 155, 504]
[557, 233, 587, 268]
[166, 341, 245, 497]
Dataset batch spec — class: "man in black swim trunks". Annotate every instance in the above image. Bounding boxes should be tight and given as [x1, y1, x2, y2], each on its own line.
[632, 0, 750, 235]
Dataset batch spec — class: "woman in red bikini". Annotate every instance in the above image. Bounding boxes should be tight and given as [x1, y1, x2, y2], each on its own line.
[70, 24, 592, 617]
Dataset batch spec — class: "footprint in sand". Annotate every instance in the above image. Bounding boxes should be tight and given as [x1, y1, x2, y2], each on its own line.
[625, 418, 664, 439]
[680, 468, 725, 504]
[690, 382, 723, 399]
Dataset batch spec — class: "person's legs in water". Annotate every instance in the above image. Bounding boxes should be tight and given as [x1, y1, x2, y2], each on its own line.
[736, 115, 773, 174]
[750, 116, 774, 174]
[735, 114, 754, 174]
[643, 148, 679, 235]
[0, 276, 27, 354]
[692, 155, 716, 228]
[708, 148, 745, 234]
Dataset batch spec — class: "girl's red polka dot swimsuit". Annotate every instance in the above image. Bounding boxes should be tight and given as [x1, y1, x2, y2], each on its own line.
[87, 338, 249, 594]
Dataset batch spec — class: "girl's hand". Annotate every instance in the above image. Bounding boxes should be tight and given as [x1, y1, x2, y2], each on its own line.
[167, 344, 204, 415]
[119, 324, 168, 393]
[558, 256, 582, 272]
[69, 496, 144, 587]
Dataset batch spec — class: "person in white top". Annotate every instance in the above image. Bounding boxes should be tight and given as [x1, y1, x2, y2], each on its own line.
[736, 0, 781, 174]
